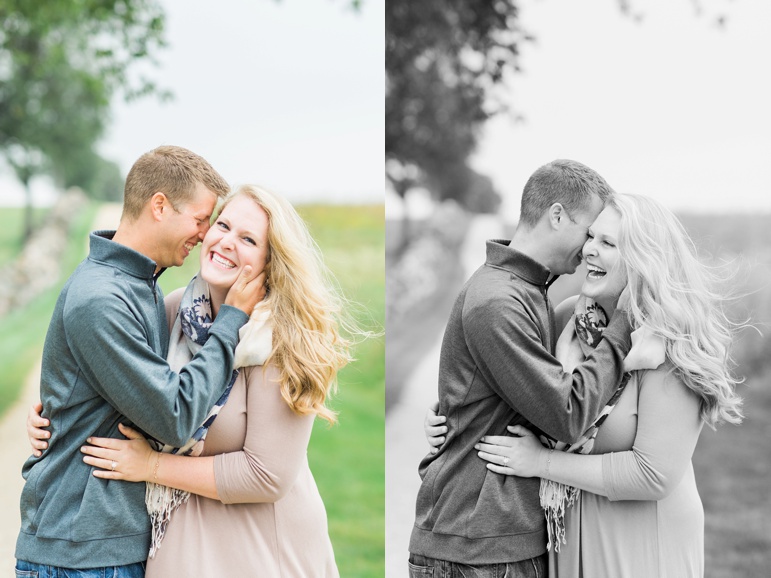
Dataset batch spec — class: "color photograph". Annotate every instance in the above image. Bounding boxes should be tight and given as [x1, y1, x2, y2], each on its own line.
[0, 1, 383, 576]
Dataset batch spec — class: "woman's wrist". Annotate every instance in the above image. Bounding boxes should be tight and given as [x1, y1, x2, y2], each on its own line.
[539, 446, 555, 479]
[146, 450, 161, 483]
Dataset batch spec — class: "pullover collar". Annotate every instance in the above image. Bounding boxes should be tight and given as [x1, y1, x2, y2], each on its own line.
[88, 230, 162, 281]
[485, 239, 559, 288]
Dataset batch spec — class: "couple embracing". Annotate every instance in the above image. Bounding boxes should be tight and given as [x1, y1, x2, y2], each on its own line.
[18, 146, 351, 577]
[409, 160, 742, 578]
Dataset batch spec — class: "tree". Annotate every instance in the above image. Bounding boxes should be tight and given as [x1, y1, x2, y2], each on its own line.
[0, 0, 167, 239]
[386, 0, 527, 210]
[59, 148, 125, 202]
[386, 0, 730, 214]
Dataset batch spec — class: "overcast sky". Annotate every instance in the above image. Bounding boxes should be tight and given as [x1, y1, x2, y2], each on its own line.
[2, 0, 384, 206]
[388, 0, 771, 219]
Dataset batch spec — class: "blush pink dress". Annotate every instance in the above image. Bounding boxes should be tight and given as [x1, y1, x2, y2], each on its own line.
[145, 288, 339, 577]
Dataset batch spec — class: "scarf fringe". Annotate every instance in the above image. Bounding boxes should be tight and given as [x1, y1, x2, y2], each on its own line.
[535, 296, 635, 551]
[540, 478, 580, 552]
[146, 481, 191, 558]
[144, 273, 273, 558]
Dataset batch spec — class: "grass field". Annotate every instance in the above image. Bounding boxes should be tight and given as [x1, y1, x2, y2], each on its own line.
[0, 202, 385, 577]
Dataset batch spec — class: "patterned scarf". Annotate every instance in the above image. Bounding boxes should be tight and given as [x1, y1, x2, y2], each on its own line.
[145, 272, 273, 557]
[539, 296, 632, 552]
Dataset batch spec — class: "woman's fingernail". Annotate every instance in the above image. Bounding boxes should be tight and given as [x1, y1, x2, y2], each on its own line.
[474, 444, 480, 450]
[86, 438, 92, 443]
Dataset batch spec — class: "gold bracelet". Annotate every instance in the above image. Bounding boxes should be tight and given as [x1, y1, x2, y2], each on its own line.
[545, 448, 555, 478]
[152, 452, 161, 482]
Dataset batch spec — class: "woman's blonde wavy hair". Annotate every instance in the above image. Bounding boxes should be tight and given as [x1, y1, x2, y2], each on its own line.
[610, 193, 743, 428]
[217, 185, 358, 424]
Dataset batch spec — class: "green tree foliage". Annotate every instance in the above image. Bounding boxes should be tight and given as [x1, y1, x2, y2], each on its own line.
[64, 150, 125, 202]
[0, 0, 166, 237]
[386, 0, 528, 211]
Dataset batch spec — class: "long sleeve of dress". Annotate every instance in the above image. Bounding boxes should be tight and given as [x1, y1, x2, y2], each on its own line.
[213, 365, 315, 504]
[602, 366, 703, 501]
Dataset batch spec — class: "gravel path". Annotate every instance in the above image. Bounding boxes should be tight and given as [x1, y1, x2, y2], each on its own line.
[0, 203, 122, 572]
[385, 214, 503, 577]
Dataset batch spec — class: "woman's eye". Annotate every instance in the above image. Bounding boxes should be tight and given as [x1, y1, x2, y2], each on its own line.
[603, 240, 615, 247]
[244, 236, 256, 246]
[217, 221, 229, 230]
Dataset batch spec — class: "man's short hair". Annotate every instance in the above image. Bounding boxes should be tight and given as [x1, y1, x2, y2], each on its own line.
[519, 159, 614, 227]
[122, 145, 231, 220]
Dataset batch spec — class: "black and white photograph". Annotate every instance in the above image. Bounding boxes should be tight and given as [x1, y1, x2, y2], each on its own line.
[387, 1, 771, 577]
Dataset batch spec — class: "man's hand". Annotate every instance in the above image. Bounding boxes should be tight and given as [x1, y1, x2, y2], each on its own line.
[224, 266, 267, 315]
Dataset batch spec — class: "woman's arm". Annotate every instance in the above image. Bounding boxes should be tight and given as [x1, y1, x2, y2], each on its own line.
[477, 367, 703, 500]
[424, 400, 447, 455]
[213, 365, 315, 504]
[82, 365, 315, 504]
[601, 367, 702, 500]
[81, 423, 222, 499]
[475, 426, 609, 495]
[27, 402, 50, 457]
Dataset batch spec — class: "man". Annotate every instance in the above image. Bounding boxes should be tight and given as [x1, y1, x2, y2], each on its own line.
[409, 160, 633, 575]
[15, 146, 264, 576]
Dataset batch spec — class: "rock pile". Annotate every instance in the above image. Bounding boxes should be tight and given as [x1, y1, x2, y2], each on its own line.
[0, 188, 89, 317]
[386, 201, 470, 323]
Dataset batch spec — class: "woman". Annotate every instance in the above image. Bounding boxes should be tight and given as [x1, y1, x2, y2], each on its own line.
[31, 184, 353, 576]
[426, 193, 743, 578]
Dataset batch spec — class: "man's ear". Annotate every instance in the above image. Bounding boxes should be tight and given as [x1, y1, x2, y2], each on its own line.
[149, 192, 168, 222]
[548, 203, 565, 230]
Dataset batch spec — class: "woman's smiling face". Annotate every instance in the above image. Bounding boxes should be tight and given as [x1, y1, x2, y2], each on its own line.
[581, 206, 627, 306]
[200, 194, 270, 292]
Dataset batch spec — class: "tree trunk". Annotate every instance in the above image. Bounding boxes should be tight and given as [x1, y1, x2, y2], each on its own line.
[398, 210, 411, 257]
[22, 178, 34, 243]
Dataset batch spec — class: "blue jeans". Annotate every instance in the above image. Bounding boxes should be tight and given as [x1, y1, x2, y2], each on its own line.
[408, 553, 546, 578]
[15, 560, 146, 578]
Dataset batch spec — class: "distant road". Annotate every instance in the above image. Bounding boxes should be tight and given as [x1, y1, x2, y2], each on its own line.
[385, 214, 503, 577]
[0, 204, 122, 571]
